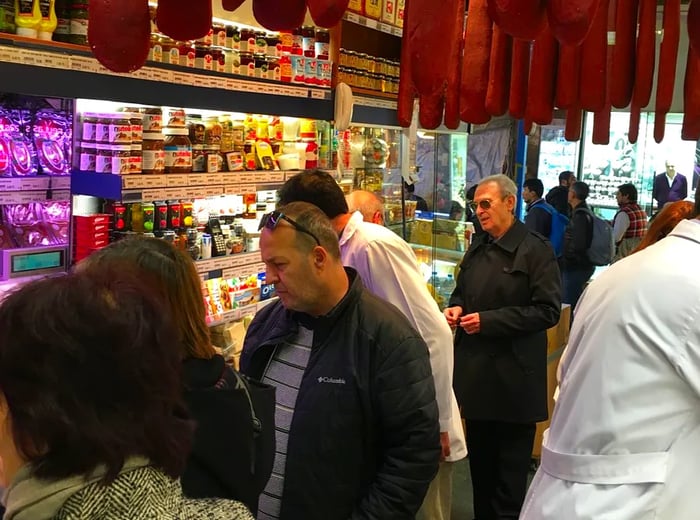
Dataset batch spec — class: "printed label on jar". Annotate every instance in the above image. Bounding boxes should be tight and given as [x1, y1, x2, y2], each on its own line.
[96, 123, 110, 143]
[96, 153, 112, 174]
[164, 147, 192, 168]
[80, 151, 96, 172]
[142, 150, 165, 172]
[82, 122, 96, 141]
[215, 30, 226, 47]
[217, 58, 226, 73]
[270, 63, 281, 81]
[142, 114, 162, 133]
[246, 61, 255, 77]
[112, 155, 130, 175]
[167, 47, 179, 64]
[129, 155, 142, 174]
[70, 18, 88, 36]
[131, 124, 143, 143]
[109, 124, 132, 144]
[315, 42, 329, 60]
[151, 44, 163, 62]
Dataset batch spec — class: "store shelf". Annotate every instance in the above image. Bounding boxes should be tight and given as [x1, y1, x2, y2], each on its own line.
[0, 175, 71, 203]
[195, 251, 263, 277]
[208, 298, 276, 328]
[71, 170, 290, 202]
[0, 36, 333, 120]
[343, 12, 402, 37]
[352, 93, 399, 127]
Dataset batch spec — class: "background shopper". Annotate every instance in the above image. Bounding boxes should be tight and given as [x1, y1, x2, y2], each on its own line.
[0, 270, 253, 519]
[522, 178, 553, 237]
[278, 173, 467, 520]
[84, 238, 274, 514]
[561, 181, 595, 311]
[444, 174, 561, 520]
[241, 202, 440, 520]
[545, 170, 575, 216]
[612, 183, 648, 261]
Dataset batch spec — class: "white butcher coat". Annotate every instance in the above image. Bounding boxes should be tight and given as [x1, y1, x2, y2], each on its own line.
[339, 211, 467, 462]
[521, 218, 700, 519]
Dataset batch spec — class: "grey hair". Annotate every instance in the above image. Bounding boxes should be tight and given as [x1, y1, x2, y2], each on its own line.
[478, 174, 518, 198]
[275, 201, 342, 260]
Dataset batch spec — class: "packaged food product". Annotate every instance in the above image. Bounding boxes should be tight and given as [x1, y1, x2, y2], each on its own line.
[280, 54, 292, 82]
[240, 51, 255, 77]
[130, 143, 142, 174]
[205, 117, 222, 146]
[95, 114, 112, 144]
[396, 0, 405, 27]
[205, 145, 222, 172]
[299, 119, 317, 140]
[255, 31, 267, 55]
[163, 127, 192, 173]
[95, 144, 112, 174]
[254, 54, 268, 79]
[68, 2, 88, 45]
[291, 55, 305, 83]
[130, 113, 143, 143]
[150, 34, 163, 62]
[166, 108, 186, 128]
[81, 112, 98, 142]
[255, 141, 275, 170]
[347, 0, 364, 14]
[315, 29, 330, 60]
[381, 0, 396, 24]
[240, 27, 255, 53]
[213, 23, 226, 47]
[188, 116, 206, 144]
[195, 45, 214, 71]
[111, 144, 131, 175]
[79, 141, 96, 172]
[301, 25, 315, 58]
[32, 109, 71, 176]
[291, 27, 303, 56]
[243, 141, 256, 170]
[142, 133, 165, 174]
[143, 108, 162, 133]
[226, 151, 245, 171]
[163, 38, 179, 64]
[317, 59, 331, 88]
[214, 48, 225, 73]
[226, 24, 239, 50]
[365, 0, 382, 19]
[178, 41, 195, 67]
[192, 144, 206, 172]
[266, 33, 281, 57]
[267, 56, 280, 81]
[109, 114, 132, 144]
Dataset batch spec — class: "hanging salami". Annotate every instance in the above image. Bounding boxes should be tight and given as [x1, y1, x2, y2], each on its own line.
[628, 0, 656, 143]
[307, 0, 351, 28]
[253, 0, 307, 31]
[460, 0, 492, 124]
[157, 0, 212, 42]
[547, 0, 601, 46]
[654, 0, 681, 143]
[89, 0, 151, 73]
[485, 24, 512, 117]
[486, 0, 546, 40]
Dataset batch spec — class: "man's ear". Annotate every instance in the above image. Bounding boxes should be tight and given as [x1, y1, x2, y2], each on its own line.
[371, 211, 384, 225]
[312, 245, 328, 269]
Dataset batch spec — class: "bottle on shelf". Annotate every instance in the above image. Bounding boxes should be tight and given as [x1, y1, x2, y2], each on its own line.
[440, 274, 456, 305]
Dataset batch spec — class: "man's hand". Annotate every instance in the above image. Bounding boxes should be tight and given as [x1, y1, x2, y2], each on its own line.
[440, 432, 451, 461]
[459, 312, 481, 334]
[444, 306, 463, 328]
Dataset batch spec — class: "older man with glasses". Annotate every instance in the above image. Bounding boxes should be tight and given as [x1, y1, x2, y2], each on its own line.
[241, 201, 440, 520]
[444, 174, 561, 520]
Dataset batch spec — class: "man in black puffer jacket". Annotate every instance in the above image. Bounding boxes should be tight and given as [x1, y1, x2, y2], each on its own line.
[241, 201, 440, 520]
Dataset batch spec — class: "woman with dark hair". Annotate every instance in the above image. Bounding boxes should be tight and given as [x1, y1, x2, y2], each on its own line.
[633, 200, 696, 253]
[82, 238, 274, 514]
[0, 269, 253, 519]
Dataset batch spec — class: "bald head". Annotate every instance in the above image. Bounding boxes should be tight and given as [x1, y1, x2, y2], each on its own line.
[346, 190, 384, 225]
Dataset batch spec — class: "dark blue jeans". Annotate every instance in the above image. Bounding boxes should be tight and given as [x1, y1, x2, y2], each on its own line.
[562, 266, 595, 313]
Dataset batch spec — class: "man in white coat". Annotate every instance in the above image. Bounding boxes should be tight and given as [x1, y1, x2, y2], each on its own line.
[279, 174, 467, 520]
[521, 198, 700, 519]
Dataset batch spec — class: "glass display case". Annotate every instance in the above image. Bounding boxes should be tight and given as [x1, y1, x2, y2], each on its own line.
[342, 124, 470, 308]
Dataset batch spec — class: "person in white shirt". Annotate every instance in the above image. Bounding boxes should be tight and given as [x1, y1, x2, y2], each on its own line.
[279, 174, 467, 520]
[521, 199, 700, 520]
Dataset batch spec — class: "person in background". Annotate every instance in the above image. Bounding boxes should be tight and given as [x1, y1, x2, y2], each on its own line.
[444, 174, 561, 520]
[241, 202, 440, 520]
[405, 181, 430, 211]
[612, 183, 648, 261]
[520, 191, 700, 520]
[546, 170, 575, 216]
[465, 184, 484, 238]
[652, 160, 688, 212]
[561, 181, 594, 312]
[276, 172, 466, 520]
[0, 269, 254, 519]
[345, 189, 384, 225]
[523, 178, 553, 237]
[83, 238, 275, 515]
[448, 200, 465, 221]
[632, 200, 696, 254]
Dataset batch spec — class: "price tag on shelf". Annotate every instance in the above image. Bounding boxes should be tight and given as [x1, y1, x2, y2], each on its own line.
[210, 77, 226, 90]
[172, 71, 194, 85]
[190, 187, 208, 199]
[345, 12, 360, 23]
[310, 89, 326, 100]
[144, 174, 167, 188]
[150, 68, 170, 83]
[123, 176, 149, 189]
[204, 185, 224, 196]
[267, 172, 285, 183]
[365, 18, 379, 29]
[18, 49, 44, 67]
[392, 26, 403, 37]
[50, 177, 71, 190]
[71, 56, 98, 73]
[0, 46, 16, 63]
[166, 174, 189, 187]
[0, 177, 50, 191]
[51, 190, 70, 200]
[188, 174, 209, 186]
[379, 22, 392, 34]
[192, 75, 208, 88]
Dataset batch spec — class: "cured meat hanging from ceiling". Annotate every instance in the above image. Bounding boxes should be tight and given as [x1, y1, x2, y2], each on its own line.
[398, 0, 700, 143]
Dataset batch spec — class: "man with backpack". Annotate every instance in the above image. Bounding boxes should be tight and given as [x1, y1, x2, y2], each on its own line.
[561, 181, 596, 313]
[546, 171, 575, 216]
[523, 178, 568, 257]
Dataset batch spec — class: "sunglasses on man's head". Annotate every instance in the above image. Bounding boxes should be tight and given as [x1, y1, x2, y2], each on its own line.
[258, 211, 321, 246]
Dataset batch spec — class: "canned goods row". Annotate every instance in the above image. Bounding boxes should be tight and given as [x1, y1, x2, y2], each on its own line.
[339, 49, 400, 78]
[337, 67, 399, 94]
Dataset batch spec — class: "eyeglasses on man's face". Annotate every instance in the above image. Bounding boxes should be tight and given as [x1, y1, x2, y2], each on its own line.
[258, 211, 321, 246]
[469, 196, 508, 212]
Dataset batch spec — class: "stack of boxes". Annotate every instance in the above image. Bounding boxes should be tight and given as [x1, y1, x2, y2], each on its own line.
[73, 214, 110, 262]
